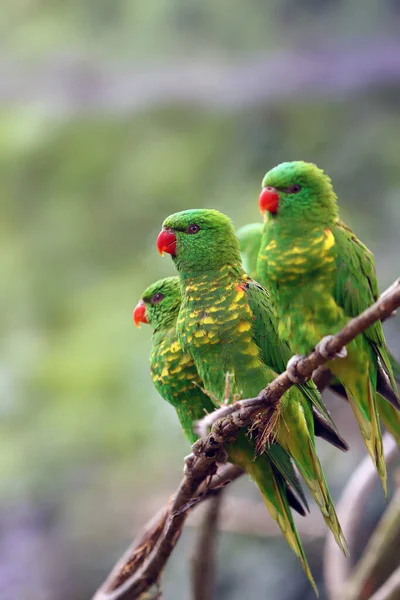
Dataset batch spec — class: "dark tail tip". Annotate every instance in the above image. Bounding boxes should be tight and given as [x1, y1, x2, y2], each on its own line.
[313, 407, 349, 452]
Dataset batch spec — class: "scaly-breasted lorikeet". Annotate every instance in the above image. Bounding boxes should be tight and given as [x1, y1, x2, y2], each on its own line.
[257, 161, 400, 494]
[133, 276, 318, 590]
[239, 217, 400, 448]
[157, 209, 348, 560]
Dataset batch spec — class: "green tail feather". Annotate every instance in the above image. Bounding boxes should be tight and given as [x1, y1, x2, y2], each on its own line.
[250, 455, 318, 596]
[377, 396, 400, 448]
[284, 431, 349, 557]
[345, 377, 387, 496]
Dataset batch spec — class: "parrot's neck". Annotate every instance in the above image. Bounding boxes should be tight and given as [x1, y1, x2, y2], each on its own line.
[260, 220, 336, 288]
[179, 262, 244, 290]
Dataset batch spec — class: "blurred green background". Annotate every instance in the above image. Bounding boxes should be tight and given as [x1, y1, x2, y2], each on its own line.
[1, 1, 400, 599]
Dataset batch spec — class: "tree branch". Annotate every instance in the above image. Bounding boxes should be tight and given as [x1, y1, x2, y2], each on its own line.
[93, 278, 400, 600]
[346, 487, 400, 600]
[323, 434, 399, 600]
[369, 566, 400, 600]
[190, 491, 224, 600]
[93, 465, 242, 600]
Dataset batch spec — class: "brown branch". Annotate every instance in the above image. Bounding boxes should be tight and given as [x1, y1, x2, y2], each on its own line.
[323, 434, 399, 600]
[343, 486, 400, 600]
[93, 278, 400, 600]
[369, 566, 400, 600]
[93, 465, 242, 600]
[190, 491, 224, 600]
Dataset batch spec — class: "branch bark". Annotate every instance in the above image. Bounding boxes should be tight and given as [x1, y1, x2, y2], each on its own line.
[190, 491, 224, 600]
[369, 566, 400, 600]
[93, 278, 400, 600]
[344, 486, 400, 600]
[323, 434, 399, 600]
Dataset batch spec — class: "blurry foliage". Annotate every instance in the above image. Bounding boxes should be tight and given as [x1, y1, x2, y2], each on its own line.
[0, 1, 400, 599]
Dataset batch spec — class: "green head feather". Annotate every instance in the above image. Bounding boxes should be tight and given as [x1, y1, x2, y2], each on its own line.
[162, 209, 241, 272]
[262, 161, 338, 226]
[141, 276, 181, 331]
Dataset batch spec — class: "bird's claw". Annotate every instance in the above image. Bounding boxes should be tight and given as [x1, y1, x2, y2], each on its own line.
[286, 355, 305, 384]
[316, 335, 347, 360]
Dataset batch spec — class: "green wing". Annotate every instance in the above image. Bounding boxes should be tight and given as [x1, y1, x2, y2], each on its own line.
[268, 443, 309, 512]
[244, 278, 338, 429]
[333, 219, 398, 394]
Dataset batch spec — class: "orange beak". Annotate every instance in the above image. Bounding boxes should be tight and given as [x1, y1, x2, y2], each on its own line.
[259, 186, 279, 214]
[157, 228, 177, 256]
[133, 300, 148, 327]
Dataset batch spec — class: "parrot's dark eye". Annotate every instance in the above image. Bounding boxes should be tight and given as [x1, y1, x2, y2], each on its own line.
[187, 223, 200, 234]
[151, 293, 164, 304]
[287, 184, 301, 194]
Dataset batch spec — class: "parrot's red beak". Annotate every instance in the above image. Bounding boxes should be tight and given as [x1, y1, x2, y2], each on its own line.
[133, 300, 148, 328]
[157, 228, 177, 256]
[259, 186, 280, 214]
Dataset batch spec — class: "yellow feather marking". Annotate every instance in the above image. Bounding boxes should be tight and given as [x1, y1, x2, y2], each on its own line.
[244, 344, 259, 356]
[311, 234, 324, 245]
[264, 240, 277, 251]
[323, 229, 335, 251]
[194, 330, 206, 338]
[235, 289, 245, 301]
[161, 367, 169, 378]
[169, 341, 181, 353]
[203, 316, 215, 325]
[237, 321, 252, 332]
[208, 306, 221, 312]
[289, 245, 305, 254]
[289, 255, 307, 265]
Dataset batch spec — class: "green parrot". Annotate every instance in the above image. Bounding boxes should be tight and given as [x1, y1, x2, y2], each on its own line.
[257, 161, 400, 494]
[239, 219, 400, 448]
[157, 209, 348, 560]
[133, 276, 318, 591]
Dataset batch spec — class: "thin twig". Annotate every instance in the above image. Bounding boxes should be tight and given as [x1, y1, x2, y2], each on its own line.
[191, 491, 224, 600]
[93, 278, 400, 600]
[323, 434, 399, 600]
[344, 487, 400, 600]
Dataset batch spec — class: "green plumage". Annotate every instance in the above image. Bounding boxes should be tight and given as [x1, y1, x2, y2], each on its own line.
[239, 218, 400, 448]
[257, 161, 400, 492]
[160, 209, 348, 568]
[136, 276, 316, 592]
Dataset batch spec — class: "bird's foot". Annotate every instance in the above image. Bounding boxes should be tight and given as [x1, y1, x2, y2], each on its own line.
[316, 335, 347, 361]
[286, 355, 306, 384]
